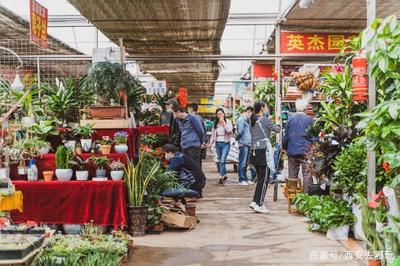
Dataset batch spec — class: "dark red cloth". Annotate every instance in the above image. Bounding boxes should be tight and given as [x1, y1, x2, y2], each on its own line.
[11, 181, 127, 229]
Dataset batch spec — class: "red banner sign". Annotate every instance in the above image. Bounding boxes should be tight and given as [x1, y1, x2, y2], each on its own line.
[253, 64, 275, 79]
[30, 0, 48, 48]
[280, 31, 357, 54]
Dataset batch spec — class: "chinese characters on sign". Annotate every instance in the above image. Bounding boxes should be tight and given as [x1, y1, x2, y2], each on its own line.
[281, 31, 357, 54]
[30, 0, 48, 48]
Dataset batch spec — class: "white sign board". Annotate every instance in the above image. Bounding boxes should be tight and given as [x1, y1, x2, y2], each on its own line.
[146, 80, 167, 95]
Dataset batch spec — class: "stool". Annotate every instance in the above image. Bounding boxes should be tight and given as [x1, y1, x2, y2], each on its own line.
[284, 178, 303, 213]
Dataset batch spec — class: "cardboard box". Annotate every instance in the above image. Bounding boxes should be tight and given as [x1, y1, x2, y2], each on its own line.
[162, 210, 196, 229]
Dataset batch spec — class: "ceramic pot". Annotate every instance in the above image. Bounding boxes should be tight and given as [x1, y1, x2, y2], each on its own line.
[64, 140, 76, 151]
[38, 146, 50, 155]
[43, 171, 54, 182]
[96, 169, 106, 178]
[110, 170, 124, 181]
[80, 139, 92, 152]
[100, 145, 111, 155]
[76, 170, 89, 181]
[55, 169, 73, 181]
[114, 144, 128, 154]
[127, 205, 148, 237]
[0, 168, 9, 179]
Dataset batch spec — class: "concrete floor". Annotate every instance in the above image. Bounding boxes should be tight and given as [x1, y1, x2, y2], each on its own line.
[128, 161, 365, 266]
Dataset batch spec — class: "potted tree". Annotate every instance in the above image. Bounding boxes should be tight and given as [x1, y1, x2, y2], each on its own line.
[109, 160, 124, 181]
[73, 124, 95, 153]
[90, 156, 110, 178]
[98, 136, 113, 155]
[113, 131, 129, 154]
[55, 146, 73, 181]
[124, 152, 160, 236]
[70, 155, 90, 181]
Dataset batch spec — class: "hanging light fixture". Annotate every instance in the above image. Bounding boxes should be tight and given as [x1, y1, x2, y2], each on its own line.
[299, 0, 314, 9]
[10, 72, 24, 92]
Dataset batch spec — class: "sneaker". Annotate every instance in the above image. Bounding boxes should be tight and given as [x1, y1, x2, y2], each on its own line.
[223, 176, 228, 181]
[218, 177, 224, 184]
[239, 181, 248, 186]
[246, 180, 255, 185]
[253, 204, 269, 214]
[249, 202, 257, 209]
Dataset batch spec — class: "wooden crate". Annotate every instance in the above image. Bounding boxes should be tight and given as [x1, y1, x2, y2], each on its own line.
[80, 119, 132, 129]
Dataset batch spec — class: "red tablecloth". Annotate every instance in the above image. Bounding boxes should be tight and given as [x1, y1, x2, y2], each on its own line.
[138, 125, 169, 135]
[11, 181, 127, 229]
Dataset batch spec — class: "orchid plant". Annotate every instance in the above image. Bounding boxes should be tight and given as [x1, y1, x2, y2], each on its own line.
[114, 131, 129, 144]
[140, 102, 162, 126]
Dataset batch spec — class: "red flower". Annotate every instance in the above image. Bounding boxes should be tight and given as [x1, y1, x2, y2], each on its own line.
[368, 191, 387, 209]
[368, 201, 379, 208]
[382, 161, 391, 172]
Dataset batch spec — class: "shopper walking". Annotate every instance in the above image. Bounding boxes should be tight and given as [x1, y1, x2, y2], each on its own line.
[209, 108, 233, 184]
[236, 106, 254, 185]
[249, 101, 280, 213]
[283, 99, 315, 193]
[172, 105, 204, 166]
[188, 103, 207, 168]
[165, 99, 181, 149]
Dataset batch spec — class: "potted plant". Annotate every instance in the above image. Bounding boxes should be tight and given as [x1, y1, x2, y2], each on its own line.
[113, 131, 129, 154]
[42, 170, 54, 182]
[70, 155, 90, 181]
[55, 146, 73, 181]
[73, 124, 95, 153]
[98, 136, 113, 155]
[139, 102, 163, 126]
[90, 156, 110, 178]
[109, 160, 124, 181]
[124, 151, 160, 236]
[146, 205, 165, 234]
[61, 129, 77, 151]
[29, 120, 59, 154]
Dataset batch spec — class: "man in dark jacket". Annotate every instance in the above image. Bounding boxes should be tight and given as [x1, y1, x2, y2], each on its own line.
[165, 99, 181, 149]
[283, 99, 315, 193]
[163, 144, 206, 197]
[188, 103, 207, 168]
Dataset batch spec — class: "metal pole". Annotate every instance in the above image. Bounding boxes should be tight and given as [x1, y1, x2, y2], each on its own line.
[95, 28, 99, 48]
[37, 56, 41, 99]
[275, 24, 282, 144]
[366, 0, 376, 197]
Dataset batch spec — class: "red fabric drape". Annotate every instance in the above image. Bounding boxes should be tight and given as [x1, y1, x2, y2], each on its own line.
[11, 181, 127, 229]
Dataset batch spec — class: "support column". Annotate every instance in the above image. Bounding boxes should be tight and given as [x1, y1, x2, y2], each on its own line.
[275, 24, 282, 144]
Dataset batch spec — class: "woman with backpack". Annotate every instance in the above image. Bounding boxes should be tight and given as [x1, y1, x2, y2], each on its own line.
[249, 101, 281, 214]
[209, 108, 233, 184]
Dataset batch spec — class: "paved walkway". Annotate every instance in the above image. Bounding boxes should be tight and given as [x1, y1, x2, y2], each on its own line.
[129, 161, 365, 266]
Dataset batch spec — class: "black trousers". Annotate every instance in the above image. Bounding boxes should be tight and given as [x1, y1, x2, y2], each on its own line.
[252, 165, 270, 206]
[183, 147, 201, 167]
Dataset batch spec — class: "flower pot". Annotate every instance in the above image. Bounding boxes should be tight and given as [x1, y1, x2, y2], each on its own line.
[114, 144, 128, 154]
[17, 166, 27, 175]
[127, 205, 148, 237]
[100, 145, 111, 155]
[38, 146, 50, 155]
[76, 170, 89, 181]
[110, 170, 124, 181]
[80, 139, 92, 152]
[185, 204, 196, 217]
[55, 169, 73, 181]
[43, 171, 54, 182]
[96, 169, 106, 178]
[146, 222, 165, 234]
[21, 116, 35, 128]
[0, 168, 9, 179]
[326, 225, 350, 240]
[367, 259, 381, 266]
[64, 140, 76, 151]
[307, 183, 330, 196]
[88, 106, 125, 119]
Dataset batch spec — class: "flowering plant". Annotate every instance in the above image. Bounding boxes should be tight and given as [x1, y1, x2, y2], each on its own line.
[114, 131, 129, 144]
[108, 160, 124, 171]
[140, 102, 162, 126]
[141, 102, 162, 113]
[98, 136, 113, 145]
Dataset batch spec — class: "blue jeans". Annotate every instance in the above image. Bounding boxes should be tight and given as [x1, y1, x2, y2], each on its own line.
[215, 142, 230, 177]
[238, 145, 250, 182]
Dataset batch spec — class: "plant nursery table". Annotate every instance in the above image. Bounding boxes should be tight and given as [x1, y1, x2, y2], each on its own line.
[10, 181, 127, 229]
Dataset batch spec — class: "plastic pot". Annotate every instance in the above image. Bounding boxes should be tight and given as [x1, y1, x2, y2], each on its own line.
[127, 205, 148, 237]
[76, 170, 89, 181]
[55, 169, 73, 181]
[100, 145, 111, 155]
[110, 170, 124, 181]
[114, 144, 128, 154]
[80, 139, 92, 152]
[43, 171, 54, 182]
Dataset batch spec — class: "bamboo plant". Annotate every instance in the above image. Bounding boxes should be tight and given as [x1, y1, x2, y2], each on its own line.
[124, 151, 160, 207]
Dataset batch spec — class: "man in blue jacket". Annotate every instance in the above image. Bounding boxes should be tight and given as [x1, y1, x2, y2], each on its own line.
[283, 99, 315, 193]
[236, 106, 254, 185]
[172, 105, 205, 167]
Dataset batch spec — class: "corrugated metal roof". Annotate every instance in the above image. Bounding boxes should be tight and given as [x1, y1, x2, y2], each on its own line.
[69, 0, 231, 99]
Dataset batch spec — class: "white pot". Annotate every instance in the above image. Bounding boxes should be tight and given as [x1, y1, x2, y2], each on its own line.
[0, 168, 9, 179]
[114, 144, 128, 154]
[96, 169, 106, 178]
[76, 170, 89, 181]
[17, 166, 27, 175]
[21, 116, 35, 128]
[55, 169, 73, 181]
[326, 225, 350, 241]
[110, 170, 124, 181]
[64, 140, 76, 151]
[80, 139, 92, 152]
[63, 224, 82, 234]
[352, 203, 367, 241]
[38, 146, 50, 155]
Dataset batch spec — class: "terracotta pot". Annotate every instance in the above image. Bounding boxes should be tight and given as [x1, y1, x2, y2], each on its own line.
[127, 205, 148, 237]
[185, 204, 196, 217]
[367, 259, 381, 266]
[43, 171, 54, 182]
[152, 222, 165, 231]
[100, 145, 111, 155]
[88, 106, 125, 119]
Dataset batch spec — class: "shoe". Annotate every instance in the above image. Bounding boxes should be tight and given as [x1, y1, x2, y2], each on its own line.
[253, 204, 269, 214]
[223, 176, 228, 181]
[218, 177, 224, 184]
[239, 181, 248, 186]
[247, 180, 254, 185]
[249, 202, 257, 209]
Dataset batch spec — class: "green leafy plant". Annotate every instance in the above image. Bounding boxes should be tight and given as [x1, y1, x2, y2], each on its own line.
[45, 81, 78, 125]
[55, 146, 73, 169]
[147, 205, 164, 228]
[108, 160, 124, 171]
[124, 151, 160, 207]
[253, 80, 275, 115]
[69, 155, 89, 171]
[73, 124, 95, 139]
[90, 156, 110, 170]
[12, 138, 50, 160]
[141, 134, 167, 148]
[293, 194, 321, 215]
[331, 140, 368, 201]
[98, 136, 113, 145]
[29, 120, 59, 140]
